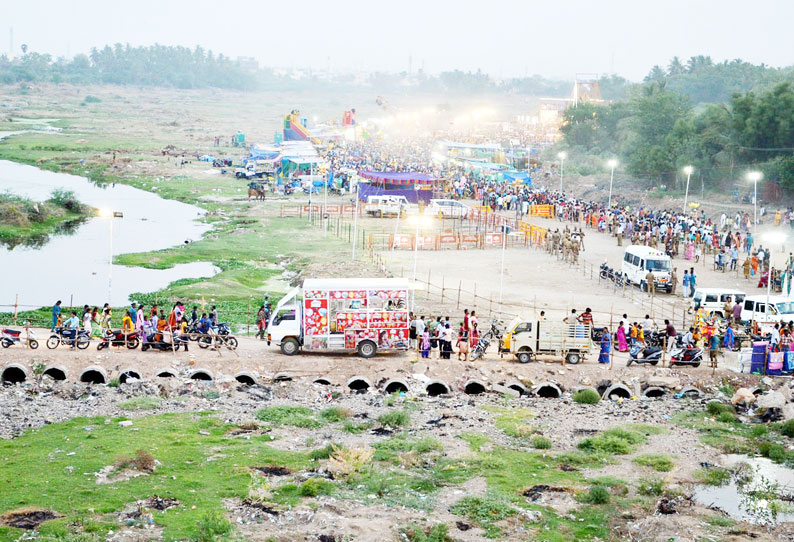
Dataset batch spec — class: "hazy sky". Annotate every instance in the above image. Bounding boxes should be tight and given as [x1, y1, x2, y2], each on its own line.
[2, 0, 793, 80]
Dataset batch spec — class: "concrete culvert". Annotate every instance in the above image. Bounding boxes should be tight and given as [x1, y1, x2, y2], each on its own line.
[119, 369, 142, 384]
[383, 379, 409, 394]
[1, 364, 29, 384]
[43, 366, 67, 381]
[534, 382, 562, 399]
[346, 376, 372, 393]
[156, 369, 175, 378]
[235, 372, 256, 386]
[680, 386, 702, 398]
[273, 373, 293, 383]
[506, 382, 527, 396]
[464, 380, 487, 395]
[426, 380, 450, 397]
[190, 369, 213, 381]
[80, 366, 108, 385]
[642, 386, 668, 399]
[603, 383, 632, 400]
[313, 378, 332, 386]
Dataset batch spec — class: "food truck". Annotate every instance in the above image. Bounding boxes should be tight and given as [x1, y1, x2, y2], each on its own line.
[267, 278, 409, 358]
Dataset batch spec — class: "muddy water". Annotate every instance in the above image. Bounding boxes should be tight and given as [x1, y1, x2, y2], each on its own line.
[0, 160, 216, 306]
[693, 454, 794, 525]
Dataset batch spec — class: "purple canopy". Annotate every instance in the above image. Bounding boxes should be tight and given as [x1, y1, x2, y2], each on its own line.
[358, 171, 436, 186]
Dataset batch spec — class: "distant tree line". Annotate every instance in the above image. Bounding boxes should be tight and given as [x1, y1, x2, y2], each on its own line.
[559, 80, 794, 191]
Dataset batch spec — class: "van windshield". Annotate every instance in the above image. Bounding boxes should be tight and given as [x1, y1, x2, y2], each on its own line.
[775, 302, 794, 315]
[646, 259, 671, 271]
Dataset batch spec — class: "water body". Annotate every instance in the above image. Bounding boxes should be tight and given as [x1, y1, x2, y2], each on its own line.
[693, 454, 794, 525]
[0, 160, 216, 306]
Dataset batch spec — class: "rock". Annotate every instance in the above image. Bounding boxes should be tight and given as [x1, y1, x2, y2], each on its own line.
[756, 391, 786, 410]
[520, 509, 542, 522]
[781, 404, 794, 421]
[731, 388, 756, 406]
[118, 420, 133, 427]
[777, 384, 792, 403]
[646, 376, 681, 389]
[491, 384, 520, 398]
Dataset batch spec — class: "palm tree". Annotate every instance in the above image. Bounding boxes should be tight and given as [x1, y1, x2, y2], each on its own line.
[668, 56, 685, 76]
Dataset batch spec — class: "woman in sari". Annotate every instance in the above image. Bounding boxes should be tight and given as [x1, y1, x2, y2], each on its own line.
[598, 328, 611, 364]
[616, 321, 629, 352]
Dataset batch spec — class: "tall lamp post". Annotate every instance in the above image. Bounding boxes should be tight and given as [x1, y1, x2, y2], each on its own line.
[557, 152, 567, 194]
[607, 159, 618, 207]
[99, 209, 122, 305]
[748, 171, 763, 236]
[682, 166, 693, 211]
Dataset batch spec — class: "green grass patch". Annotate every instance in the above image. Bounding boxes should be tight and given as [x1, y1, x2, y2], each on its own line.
[579, 485, 610, 504]
[637, 477, 665, 496]
[255, 406, 323, 429]
[578, 427, 646, 455]
[378, 410, 410, 428]
[450, 495, 517, 538]
[0, 413, 314, 541]
[482, 405, 536, 439]
[402, 523, 452, 542]
[632, 453, 675, 472]
[373, 435, 442, 463]
[530, 435, 552, 449]
[694, 467, 731, 486]
[319, 407, 352, 423]
[573, 389, 600, 404]
[780, 419, 794, 438]
[118, 397, 162, 411]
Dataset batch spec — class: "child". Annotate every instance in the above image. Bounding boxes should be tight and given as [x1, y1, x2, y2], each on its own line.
[421, 329, 430, 359]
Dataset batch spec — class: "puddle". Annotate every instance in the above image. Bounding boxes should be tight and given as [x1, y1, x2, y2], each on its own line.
[693, 454, 794, 525]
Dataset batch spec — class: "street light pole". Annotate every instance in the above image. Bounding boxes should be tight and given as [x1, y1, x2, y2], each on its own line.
[498, 226, 507, 313]
[607, 159, 618, 207]
[683, 166, 693, 211]
[558, 152, 566, 193]
[748, 171, 763, 237]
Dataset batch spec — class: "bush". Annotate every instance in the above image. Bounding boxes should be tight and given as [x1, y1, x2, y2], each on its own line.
[706, 402, 733, 416]
[633, 453, 675, 472]
[637, 477, 665, 496]
[403, 523, 452, 542]
[581, 485, 610, 504]
[694, 467, 731, 486]
[256, 406, 321, 428]
[530, 435, 552, 449]
[750, 425, 769, 438]
[114, 449, 155, 472]
[780, 419, 794, 438]
[717, 412, 738, 424]
[578, 428, 645, 455]
[48, 188, 85, 213]
[309, 444, 336, 460]
[378, 410, 410, 428]
[299, 477, 334, 497]
[193, 511, 231, 542]
[573, 389, 601, 404]
[320, 407, 352, 423]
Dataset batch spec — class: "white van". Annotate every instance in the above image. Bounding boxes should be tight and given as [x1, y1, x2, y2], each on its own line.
[364, 195, 408, 218]
[621, 246, 673, 292]
[692, 288, 746, 317]
[740, 295, 794, 323]
[428, 199, 470, 218]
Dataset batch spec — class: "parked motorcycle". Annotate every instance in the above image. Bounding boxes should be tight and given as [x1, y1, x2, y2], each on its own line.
[669, 346, 703, 367]
[627, 344, 663, 366]
[1, 327, 38, 349]
[599, 263, 610, 280]
[141, 331, 189, 352]
[97, 329, 140, 350]
[470, 321, 502, 361]
[47, 327, 90, 349]
[197, 322, 238, 350]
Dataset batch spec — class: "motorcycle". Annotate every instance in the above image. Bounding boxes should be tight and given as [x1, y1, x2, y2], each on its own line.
[47, 327, 90, 349]
[669, 345, 703, 367]
[141, 330, 189, 352]
[469, 321, 502, 361]
[197, 322, 238, 350]
[97, 329, 140, 350]
[1, 327, 38, 349]
[627, 343, 663, 366]
[599, 263, 610, 280]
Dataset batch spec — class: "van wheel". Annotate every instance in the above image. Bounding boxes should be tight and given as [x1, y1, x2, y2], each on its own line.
[358, 340, 377, 358]
[517, 351, 532, 364]
[565, 352, 581, 365]
[280, 338, 299, 356]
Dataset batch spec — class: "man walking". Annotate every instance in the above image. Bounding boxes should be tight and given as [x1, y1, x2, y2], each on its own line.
[689, 268, 697, 297]
[670, 268, 678, 295]
[682, 270, 689, 298]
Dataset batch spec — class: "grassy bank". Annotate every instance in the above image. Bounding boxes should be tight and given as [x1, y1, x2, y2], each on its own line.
[0, 189, 93, 248]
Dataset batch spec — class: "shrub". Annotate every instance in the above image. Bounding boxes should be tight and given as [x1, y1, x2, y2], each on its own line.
[530, 435, 552, 449]
[581, 485, 610, 504]
[578, 428, 645, 455]
[48, 189, 85, 213]
[378, 410, 410, 428]
[694, 467, 731, 486]
[403, 523, 452, 542]
[633, 453, 675, 472]
[320, 407, 352, 423]
[256, 406, 321, 428]
[637, 478, 665, 496]
[717, 412, 738, 424]
[309, 444, 335, 460]
[750, 425, 769, 438]
[193, 511, 231, 542]
[573, 389, 601, 404]
[299, 477, 334, 497]
[780, 419, 794, 438]
[706, 402, 733, 416]
[114, 449, 155, 472]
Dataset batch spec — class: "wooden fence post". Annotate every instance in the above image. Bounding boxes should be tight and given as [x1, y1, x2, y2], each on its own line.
[457, 280, 462, 310]
[441, 277, 445, 303]
[13, 294, 19, 326]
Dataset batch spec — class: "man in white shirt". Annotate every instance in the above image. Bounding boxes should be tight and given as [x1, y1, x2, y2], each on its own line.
[415, 316, 426, 352]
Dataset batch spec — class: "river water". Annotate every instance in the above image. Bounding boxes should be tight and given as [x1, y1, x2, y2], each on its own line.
[0, 160, 217, 307]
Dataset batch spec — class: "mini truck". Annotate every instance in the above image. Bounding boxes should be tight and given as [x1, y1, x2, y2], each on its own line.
[500, 318, 593, 364]
[267, 278, 410, 357]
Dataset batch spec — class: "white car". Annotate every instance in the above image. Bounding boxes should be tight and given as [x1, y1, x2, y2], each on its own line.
[428, 199, 470, 218]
